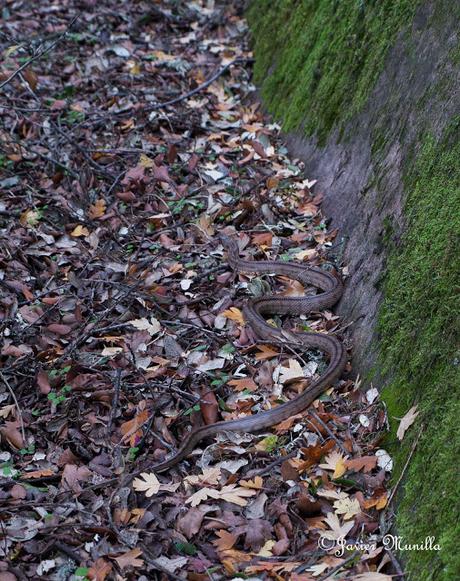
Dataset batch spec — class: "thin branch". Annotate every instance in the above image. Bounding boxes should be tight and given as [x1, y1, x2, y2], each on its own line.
[387, 424, 424, 505]
[0, 14, 80, 91]
[144, 57, 253, 111]
[0, 371, 26, 445]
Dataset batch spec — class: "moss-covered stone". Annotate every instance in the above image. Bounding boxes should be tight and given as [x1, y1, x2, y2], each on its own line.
[247, 0, 420, 143]
[379, 123, 460, 580]
[248, 1, 460, 579]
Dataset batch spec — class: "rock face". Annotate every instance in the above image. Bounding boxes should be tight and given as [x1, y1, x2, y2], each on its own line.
[284, 1, 458, 375]
[248, 1, 460, 579]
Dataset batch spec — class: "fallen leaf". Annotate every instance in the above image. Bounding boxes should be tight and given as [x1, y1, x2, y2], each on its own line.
[213, 529, 238, 551]
[320, 512, 354, 541]
[0, 420, 24, 449]
[186, 484, 256, 507]
[0, 404, 16, 419]
[71, 225, 90, 237]
[132, 473, 161, 497]
[319, 451, 348, 479]
[352, 574, 392, 581]
[239, 476, 264, 489]
[254, 345, 280, 360]
[184, 467, 221, 486]
[333, 496, 361, 520]
[228, 377, 258, 392]
[114, 548, 143, 570]
[221, 307, 245, 325]
[396, 405, 419, 441]
[88, 558, 112, 581]
[128, 317, 161, 336]
[88, 199, 107, 219]
[278, 359, 304, 384]
[345, 455, 378, 473]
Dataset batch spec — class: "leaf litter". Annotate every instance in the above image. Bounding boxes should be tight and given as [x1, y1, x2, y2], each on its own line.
[0, 1, 402, 579]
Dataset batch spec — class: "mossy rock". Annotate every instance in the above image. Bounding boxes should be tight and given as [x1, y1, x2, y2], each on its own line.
[248, 1, 460, 579]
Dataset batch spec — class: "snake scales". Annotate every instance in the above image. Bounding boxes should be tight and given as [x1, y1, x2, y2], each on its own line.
[151, 234, 347, 473]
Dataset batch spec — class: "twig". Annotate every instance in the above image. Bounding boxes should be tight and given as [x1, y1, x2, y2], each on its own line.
[244, 450, 298, 478]
[107, 369, 122, 435]
[0, 14, 80, 91]
[315, 550, 360, 580]
[144, 57, 252, 111]
[387, 424, 424, 505]
[0, 371, 26, 445]
[310, 410, 348, 455]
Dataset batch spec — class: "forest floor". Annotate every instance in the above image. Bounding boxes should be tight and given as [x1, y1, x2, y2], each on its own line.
[0, 2, 413, 580]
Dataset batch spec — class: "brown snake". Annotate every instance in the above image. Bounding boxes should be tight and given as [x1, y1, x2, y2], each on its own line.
[151, 234, 347, 473]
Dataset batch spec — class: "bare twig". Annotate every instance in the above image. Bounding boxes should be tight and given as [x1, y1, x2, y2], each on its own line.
[144, 57, 252, 111]
[0, 371, 26, 445]
[387, 424, 424, 505]
[0, 14, 80, 91]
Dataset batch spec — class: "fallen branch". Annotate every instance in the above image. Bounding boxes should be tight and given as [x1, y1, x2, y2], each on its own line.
[144, 56, 253, 111]
[0, 14, 80, 92]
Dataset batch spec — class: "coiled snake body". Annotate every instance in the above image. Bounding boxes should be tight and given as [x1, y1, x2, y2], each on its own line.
[151, 235, 347, 472]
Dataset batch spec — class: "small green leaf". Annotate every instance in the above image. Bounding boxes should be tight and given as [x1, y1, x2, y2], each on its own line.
[174, 541, 197, 556]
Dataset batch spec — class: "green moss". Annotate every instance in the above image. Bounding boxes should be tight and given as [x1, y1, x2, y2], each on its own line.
[248, 2, 460, 577]
[378, 122, 460, 580]
[247, 0, 420, 143]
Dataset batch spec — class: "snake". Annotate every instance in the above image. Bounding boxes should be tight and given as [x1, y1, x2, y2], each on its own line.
[151, 234, 347, 473]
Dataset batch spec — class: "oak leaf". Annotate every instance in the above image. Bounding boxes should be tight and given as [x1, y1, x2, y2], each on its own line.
[213, 529, 238, 551]
[254, 345, 280, 360]
[114, 548, 143, 570]
[396, 405, 419, 441]
[221, 307, 245, 325]
[319, 451, 348, 479]
[345, 455, 378, 473]
[320, 512, 354, 541]
[333, 496, 361, 520]
[88, 199, 106, 219]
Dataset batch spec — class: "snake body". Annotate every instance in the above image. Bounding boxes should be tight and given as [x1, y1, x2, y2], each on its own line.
[151, 235, 347, 473]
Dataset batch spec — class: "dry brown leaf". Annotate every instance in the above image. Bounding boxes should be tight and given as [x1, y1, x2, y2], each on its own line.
[88, 199, 107, 219]
[71, 225, 90, 237]
[319, 450, 348, 479]
[200, 387, 219, 425]
[88, 558, 112, 581]
[37, 370, 51, 395]
[218, 484, 257, 506]
[345, 455, 378, 473]
[266, 176, 279, 190]
[320, 512, 354, 541]
[228, 377, 258, 392]
[278, 359, 304, 384]
[0, 404, 16, 419]
[397, 405, 419, 440]
[352, 574, 393, 581]
[120, 409, 149, 445]
[333, 496, 361, 520]
[22, 469, 56, 480]
[221, 307, 245, 325]
[186, 484, 256, 507]
[255, 345, 280, 360]
[213, 529, 238, 551]
[0, 420, 24, 450]
[113, 548, 144, 570]
[239, 476, 264, 489]
[274, 414, 303, 433]
[132, 472, 161, 497]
